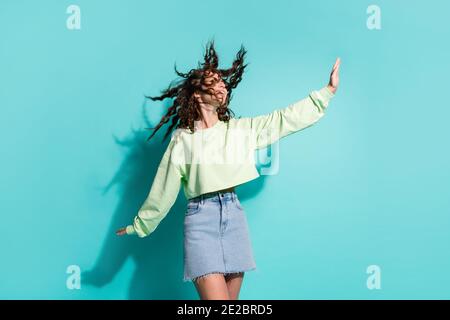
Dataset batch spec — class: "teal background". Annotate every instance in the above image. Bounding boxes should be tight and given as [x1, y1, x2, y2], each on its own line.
[1, 0, 449, 299]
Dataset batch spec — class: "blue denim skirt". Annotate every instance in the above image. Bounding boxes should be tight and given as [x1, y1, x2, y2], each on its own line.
[183, 190, 257, 282]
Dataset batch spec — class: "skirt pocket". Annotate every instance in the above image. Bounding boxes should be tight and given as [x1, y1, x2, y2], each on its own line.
[234, 197, 244, 210]
[185, 200, 202, 216]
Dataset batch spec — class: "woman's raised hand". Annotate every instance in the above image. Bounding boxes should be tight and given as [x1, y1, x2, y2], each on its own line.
[327, 57, 340, 94]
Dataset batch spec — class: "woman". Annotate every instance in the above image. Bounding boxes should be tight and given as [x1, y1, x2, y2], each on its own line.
[116, 40, 341, 300]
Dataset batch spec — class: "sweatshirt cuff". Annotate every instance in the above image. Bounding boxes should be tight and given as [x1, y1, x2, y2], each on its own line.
[318, 86, 335, 102]
[126, 225, 137, 235]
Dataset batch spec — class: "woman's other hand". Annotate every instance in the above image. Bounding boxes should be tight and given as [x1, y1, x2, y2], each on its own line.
[116, 227, 127, 236]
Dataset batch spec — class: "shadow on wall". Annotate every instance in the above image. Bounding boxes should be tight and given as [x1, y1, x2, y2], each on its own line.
[82, 99, 268, 299]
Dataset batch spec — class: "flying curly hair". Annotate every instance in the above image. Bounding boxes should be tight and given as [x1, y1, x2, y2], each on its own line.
[144, 39, 249, 142]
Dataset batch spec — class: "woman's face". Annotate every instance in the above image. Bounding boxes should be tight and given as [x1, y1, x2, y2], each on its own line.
[195, 71, 228, 108]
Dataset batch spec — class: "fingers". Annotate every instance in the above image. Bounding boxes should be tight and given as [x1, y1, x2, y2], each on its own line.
[332, 57, 341, 73]
[330, 58, 340, 85]
[328, 58, 340, 90]
[332, 59, 338, 70]
[116, 228, 127, 236]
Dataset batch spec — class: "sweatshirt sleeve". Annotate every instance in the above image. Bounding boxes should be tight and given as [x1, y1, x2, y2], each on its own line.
[249, 86, 335, 149]
[125, 137, 183, 238]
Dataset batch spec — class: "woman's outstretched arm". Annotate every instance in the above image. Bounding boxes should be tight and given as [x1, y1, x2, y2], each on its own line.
[247, 58, 340, 150]
[116, 136, 183, 238]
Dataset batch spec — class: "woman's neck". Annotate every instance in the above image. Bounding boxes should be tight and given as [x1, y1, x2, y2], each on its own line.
[194, 117, 219, 130]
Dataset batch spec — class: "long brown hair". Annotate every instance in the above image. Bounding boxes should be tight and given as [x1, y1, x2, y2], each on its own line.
[144, 39, 249, 142]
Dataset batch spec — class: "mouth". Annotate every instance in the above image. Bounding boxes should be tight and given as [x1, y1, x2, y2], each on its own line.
[215, 91, 227, 102]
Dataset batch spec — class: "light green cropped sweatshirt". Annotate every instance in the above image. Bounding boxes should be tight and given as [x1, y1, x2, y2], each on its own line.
[126, 86, 335, 237]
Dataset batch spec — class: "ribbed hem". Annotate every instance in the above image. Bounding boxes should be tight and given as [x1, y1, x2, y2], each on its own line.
[125, 225, 136, 235]
[319, 85, 335, 101]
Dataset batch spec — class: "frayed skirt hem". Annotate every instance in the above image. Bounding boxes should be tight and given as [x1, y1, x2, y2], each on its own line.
[183, 266, 257, 283]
